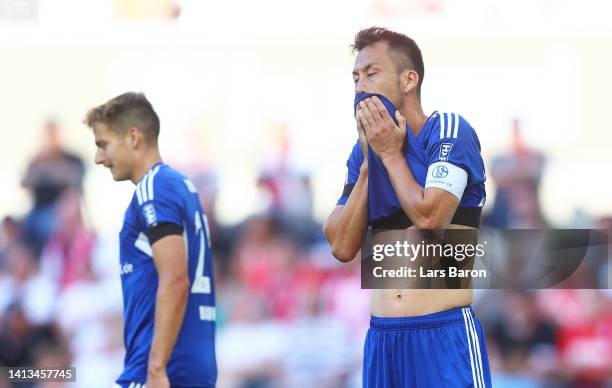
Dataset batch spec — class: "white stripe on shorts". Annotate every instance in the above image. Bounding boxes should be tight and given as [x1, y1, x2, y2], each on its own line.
[462, 308, 479, 387]
[466, 308, 486, 388]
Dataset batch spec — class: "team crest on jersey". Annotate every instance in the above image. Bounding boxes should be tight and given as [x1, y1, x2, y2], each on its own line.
[432, 164, 449, 178]
[143, 203, 158, 227]
[438, 143, 453, 161]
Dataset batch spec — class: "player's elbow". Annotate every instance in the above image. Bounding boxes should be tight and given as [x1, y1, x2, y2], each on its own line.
[176, 275, 190, 297]
[415, 218, 441, 229]
[332, 250, 358, 263]
[323, 212, 361, 262]
[414, 214, 449, 230]
[178, 275, 190, 294]
[161, 272, 190, 298]
[329, 242, 359, 263]
[411, 203, 444, 229]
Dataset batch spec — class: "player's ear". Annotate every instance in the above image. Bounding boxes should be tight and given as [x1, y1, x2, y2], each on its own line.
[400, 69, 419, 94]
[126, 126, 142, 149]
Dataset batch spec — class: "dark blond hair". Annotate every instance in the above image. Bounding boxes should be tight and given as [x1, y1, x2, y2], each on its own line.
[84, 92, 160, 144]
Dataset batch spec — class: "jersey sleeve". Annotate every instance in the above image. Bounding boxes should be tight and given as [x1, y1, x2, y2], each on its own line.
[135, 168, 185, 243]
[425, 113, 485, 200]
[337, 141, 364, 205]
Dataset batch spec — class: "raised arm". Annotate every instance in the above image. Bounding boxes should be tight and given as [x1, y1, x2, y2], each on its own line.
[323, 119, 370, 262]
[323, 161, 369, 262]
[380, 156, 459, 228]
[358, 97, 469, 229]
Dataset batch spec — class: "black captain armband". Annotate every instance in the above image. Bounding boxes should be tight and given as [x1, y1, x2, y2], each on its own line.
[342, 183, 355, 198]
[147, 222, 183, 244]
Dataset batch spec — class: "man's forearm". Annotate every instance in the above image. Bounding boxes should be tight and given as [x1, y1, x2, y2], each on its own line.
[148, 276, 189, 373]
[382, 154, 437, 228]
[323, 162, 369, 262]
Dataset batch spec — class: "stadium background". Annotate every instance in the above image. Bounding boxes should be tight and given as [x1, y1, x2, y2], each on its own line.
[1, 0, 611, 387]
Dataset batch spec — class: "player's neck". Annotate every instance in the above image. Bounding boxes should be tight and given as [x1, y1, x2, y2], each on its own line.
[131, 151, 163, 184]
[399, 98, 427, 137]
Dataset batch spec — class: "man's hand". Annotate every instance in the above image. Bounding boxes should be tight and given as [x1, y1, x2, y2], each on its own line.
[357, 96, 406, 161]
[355, 109, 368, 160]
[146, 367, 170, 388]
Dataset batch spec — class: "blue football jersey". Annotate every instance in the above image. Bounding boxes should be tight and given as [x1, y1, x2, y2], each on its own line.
[117, 163, 217, 387]
[339, 93, 486, 228]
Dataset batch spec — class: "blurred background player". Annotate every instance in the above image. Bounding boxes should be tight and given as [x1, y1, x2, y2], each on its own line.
[84, 92, 217, 388]
[324, 27, 491, 387]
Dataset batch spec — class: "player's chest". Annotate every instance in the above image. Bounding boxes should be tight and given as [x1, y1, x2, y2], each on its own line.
[119, 209, 153, 264]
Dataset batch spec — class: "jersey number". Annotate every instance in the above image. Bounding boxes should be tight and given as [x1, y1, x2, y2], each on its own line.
[191, 210, 211, 294]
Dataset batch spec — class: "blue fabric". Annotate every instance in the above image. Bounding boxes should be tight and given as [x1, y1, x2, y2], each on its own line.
[338, 93, 486, 225]
[353, 92, 398, 120]
[116, 383, 213, 388]
[117, 163, 217, 387]
[363, 306, 492, 388]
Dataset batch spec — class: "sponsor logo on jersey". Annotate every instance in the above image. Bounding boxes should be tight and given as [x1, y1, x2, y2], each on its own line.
[432, 165, 449, 178]
[199, 305, 217, 321]
[142, 203, 157, 227]
[438, 143, 453, 161]
[120, 262, 134, 275]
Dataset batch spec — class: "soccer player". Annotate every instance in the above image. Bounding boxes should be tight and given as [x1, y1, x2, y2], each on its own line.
[323, 28, 492, 387]
[85, 93, 217, 388]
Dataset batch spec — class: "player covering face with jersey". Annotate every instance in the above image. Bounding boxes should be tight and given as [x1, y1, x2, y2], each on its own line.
[324, 28, 491, 388]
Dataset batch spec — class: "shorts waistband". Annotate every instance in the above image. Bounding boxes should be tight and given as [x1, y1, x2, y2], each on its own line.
[370, 305, 474, 330]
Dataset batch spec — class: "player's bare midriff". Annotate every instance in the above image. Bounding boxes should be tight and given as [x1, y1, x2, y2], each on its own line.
[370, 223, 475, 317]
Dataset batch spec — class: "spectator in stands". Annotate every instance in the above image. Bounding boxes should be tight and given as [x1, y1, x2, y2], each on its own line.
[484, 118, 547, 228]
[21, 120, 85, 257]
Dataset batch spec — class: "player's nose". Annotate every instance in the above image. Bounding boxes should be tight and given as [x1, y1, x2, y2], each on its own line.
[355, 78, 368, 94]
[95, 150, 105, 165]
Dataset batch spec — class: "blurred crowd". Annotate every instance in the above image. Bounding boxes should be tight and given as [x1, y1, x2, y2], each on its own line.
[0, 119, 611, 388]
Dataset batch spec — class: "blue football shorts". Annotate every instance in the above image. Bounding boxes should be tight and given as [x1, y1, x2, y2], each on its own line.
[363, 305, 492, 388]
